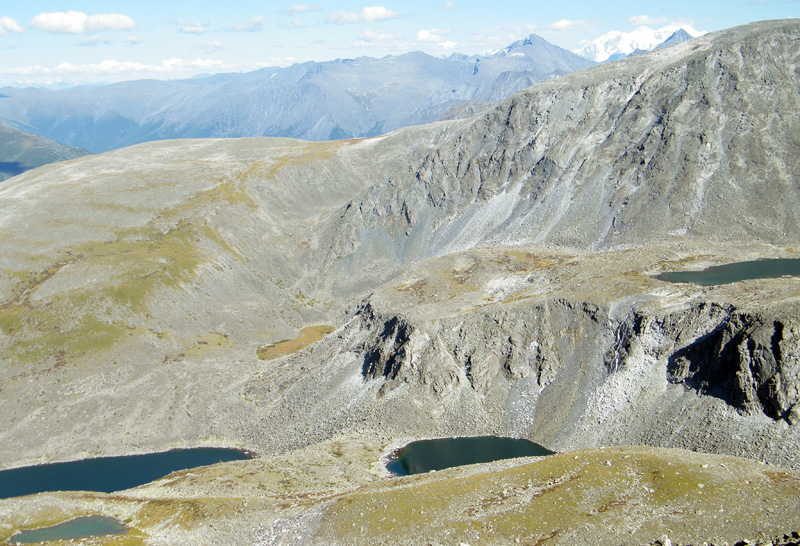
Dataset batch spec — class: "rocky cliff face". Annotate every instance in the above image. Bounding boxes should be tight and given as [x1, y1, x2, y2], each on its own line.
[665, 306, 800, 421]
[281, 23, 800, 468]
[321, 19, 800, 274]
[356, 297, 607, 399]
[340, 253, 800, 468]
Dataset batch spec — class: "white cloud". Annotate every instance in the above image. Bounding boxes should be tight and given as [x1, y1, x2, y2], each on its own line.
[232, 16, 264, 32]
[31, 11, 135, 34]
[124, 36, 142, 45]
[0, 16, 25, 35]
[327, 6, 401, 24]
[327, 12, 360, 24]
[182, 24, 208, 34]
[486, 20, 597, 47]
[175, 20, 209, 34]
[360, 6, 400, 22]
[0, 58, 229, 77]
[548, 19, 593, 31]
[440, 2, 456, 9]
[77, 36, 113, 47]
[202, 40, 228, 53]
[416, 28, 451, 42]
[416, 28, 458, 49]
[361, 30, 402, 40]
[628, 15, 669, 25]
[277, 18, 308, 29]
[286, 4, 321, 13]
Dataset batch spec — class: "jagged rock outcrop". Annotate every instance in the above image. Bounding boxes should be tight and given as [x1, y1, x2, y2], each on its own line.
[346, 266, 800, 466]
[598, 299, 800, 423]
[666, 309, 800, 420]
[356, 298, 607, 399]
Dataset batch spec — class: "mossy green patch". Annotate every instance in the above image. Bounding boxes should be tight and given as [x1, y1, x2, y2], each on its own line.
[88, 199, 141, 214]
[131, 496, 268, 533]
[184, 332, 234, 358]
[396, 268, 480, 303]
[132, 498, 209, 529]
[395, 249, 565, 307]
[256, 325, 335, 360]
[173, 176, 257, 214]
[261, 141, 349, 179]
[92, 534, 148, 546]
[0, 175, 249, 367]
[654, 254, 715, 273]
[291, 290, 320, 313]
[489, 249, 556, 273]
[316, 447, 800, 545]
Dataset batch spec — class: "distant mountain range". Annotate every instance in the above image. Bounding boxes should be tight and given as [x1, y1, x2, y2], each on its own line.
[0, 123, 89, 181]
[0, 28, 703, 157]
[0, 34, 594, 154]
[575, 24, 703, 62]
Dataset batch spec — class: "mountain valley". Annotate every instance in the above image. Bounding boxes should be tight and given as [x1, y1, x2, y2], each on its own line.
[1, 18, 800, 546]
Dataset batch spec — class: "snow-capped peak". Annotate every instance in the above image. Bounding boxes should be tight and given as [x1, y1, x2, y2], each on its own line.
[575, 24, 705, 62]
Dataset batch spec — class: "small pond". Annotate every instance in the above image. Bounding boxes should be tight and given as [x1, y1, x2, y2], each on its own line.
[0, 448, 252, 500]
[655, 258, 800, 286]
[9, 515, 128, 543]
[388, 436, 554, 476]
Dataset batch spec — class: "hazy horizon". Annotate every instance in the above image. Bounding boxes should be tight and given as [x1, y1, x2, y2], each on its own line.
[0, 1, 796, 88]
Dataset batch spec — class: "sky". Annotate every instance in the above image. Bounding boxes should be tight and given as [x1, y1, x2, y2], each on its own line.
[0, 1, 797, 88]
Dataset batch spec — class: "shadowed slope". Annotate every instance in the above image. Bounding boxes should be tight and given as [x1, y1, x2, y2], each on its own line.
[0, 123, 89, 181]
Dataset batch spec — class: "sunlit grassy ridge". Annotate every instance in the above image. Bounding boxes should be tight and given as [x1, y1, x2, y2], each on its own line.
[0, 174, 252, 367]
[256, 325, 335, 360]
[0, 140, 360, 368]
[1, 442, 798, 545]
[317, 446, 800, 544]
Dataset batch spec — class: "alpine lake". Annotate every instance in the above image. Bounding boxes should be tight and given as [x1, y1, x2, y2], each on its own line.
[388, 436, 554, 476]
[8, 515, 130, 543]
[655, 258, 800, 286]
[2, 448, 252, 542]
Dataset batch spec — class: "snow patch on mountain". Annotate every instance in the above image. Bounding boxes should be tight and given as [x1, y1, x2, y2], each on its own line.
[575, 24, 705, 62]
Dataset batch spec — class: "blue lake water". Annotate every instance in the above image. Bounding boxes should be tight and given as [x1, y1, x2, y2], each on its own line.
[9, 515, 128, 543]
[0, 448, 252, 499]
[388, 436, 554, 476]
[655, 258, 800, 286]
